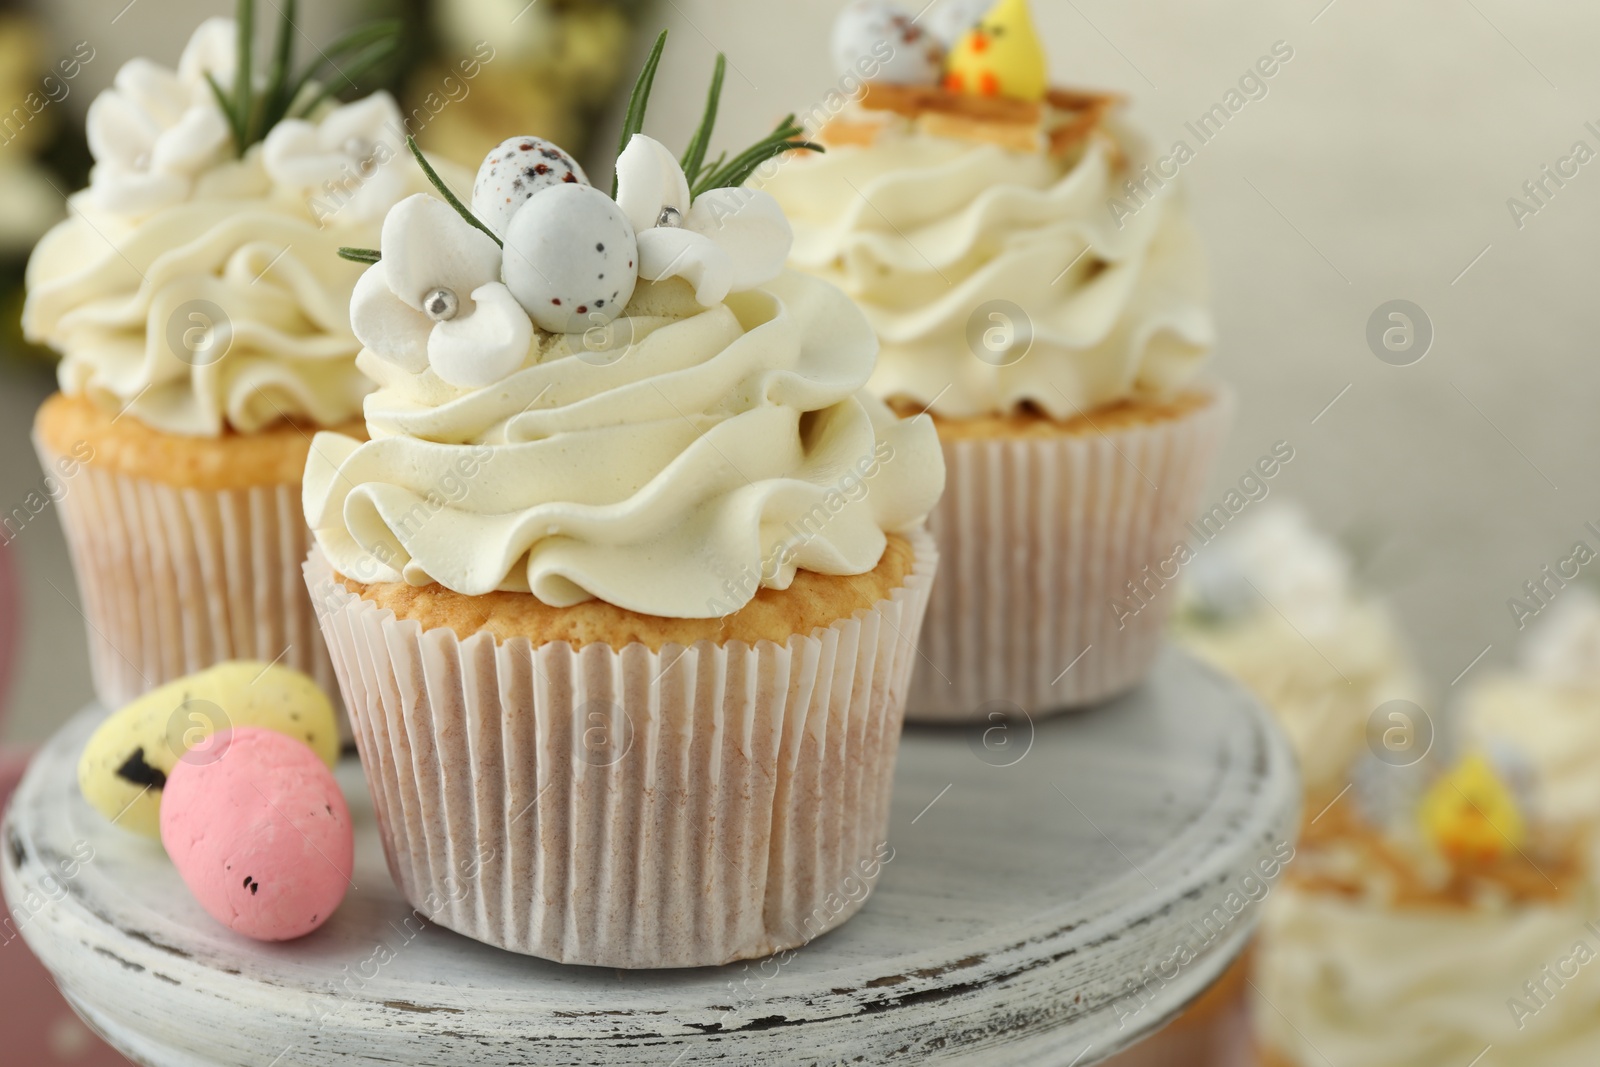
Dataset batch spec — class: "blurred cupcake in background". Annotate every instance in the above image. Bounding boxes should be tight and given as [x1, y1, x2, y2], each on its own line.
[763, 0, 1229, 719]
[1255, 748, 1600, 1066]
[23, 7, 430, 709]
[1174, 502, 1426, 807]
[0, 14, 68, 257]
[0, 12, 76, 368]
[1459, 588, 1600, 837]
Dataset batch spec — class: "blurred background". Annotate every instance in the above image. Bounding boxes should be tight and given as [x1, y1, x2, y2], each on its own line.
[0, 0, 1592, 739]
[0, 0, 1596, 1064]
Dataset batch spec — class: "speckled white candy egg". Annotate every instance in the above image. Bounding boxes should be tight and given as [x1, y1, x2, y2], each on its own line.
[471, 136, 590, 239]
[502, 183, 638, 334]
[925, 0, 995, 48]
[832, 1, 945, 85]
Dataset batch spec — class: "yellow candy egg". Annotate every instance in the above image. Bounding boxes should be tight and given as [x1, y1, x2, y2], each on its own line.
[944, 0, 1049, 103]
[77, 661, 340, 840]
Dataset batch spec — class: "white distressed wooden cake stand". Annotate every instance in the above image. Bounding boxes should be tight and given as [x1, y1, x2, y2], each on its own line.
[2, 648, 1297, 1066]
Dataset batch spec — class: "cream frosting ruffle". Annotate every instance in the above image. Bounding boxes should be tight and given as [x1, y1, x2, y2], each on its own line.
[304, 271, 946, 616]
[760, 123, 1214, 418]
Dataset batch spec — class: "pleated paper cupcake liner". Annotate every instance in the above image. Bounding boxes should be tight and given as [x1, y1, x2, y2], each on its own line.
[303, 529, 937, 969]
[908, 388, 1232, 721]
[35, 438, 337, 714]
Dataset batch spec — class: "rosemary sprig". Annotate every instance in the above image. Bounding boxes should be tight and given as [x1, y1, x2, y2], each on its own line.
[612, 34, 822, 199]
[211, 0, 402, 157]
[405, 134, 501, 247]
[288, 21, 403, 119]
[260, 0, 295, 125]
[679, 54, 726, 188]
[205, 73, 243, 150]
[337, 35, 824, 273]
[333, 136, 494, 266]
[612, 30, 669, 197]
[693, 114, 822, 196]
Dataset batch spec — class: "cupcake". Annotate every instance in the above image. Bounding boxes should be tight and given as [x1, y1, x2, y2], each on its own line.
[1255, 751, 1600, 1066]
[1175, 503, 1426, 807]
[761, 0, 1229, 718]
[23, 8, 425, 709]
[303, 36, 946, 968]
[1460, 589, 1600, 836]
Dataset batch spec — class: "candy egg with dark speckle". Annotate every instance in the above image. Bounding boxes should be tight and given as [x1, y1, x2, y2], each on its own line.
[161, 727, 353, 942]
[832, 1, 945, 85]
[502, 183, 638, 334]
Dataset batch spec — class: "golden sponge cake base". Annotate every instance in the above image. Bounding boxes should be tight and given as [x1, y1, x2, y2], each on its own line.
[35, 390, 365, 491]
[339, 532, 916, 652]
[891, 390, 1215, 443]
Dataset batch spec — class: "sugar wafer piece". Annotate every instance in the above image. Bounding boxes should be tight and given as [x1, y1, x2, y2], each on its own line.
[844, 81, 1125, 158]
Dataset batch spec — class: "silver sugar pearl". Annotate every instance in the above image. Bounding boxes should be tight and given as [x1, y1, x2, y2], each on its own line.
[656, 206, 683, 228]
[423, 287, 459, 321]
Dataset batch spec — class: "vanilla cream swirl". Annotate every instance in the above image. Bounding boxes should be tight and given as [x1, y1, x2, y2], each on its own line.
[25, 155, 384, 435]
[303, 271, 945, 616]
[23, 18, 423, 437]
[760, 122, 1214, 419]
[1259, 886, 1600, 1066]
[1464, 676, 1600, 830]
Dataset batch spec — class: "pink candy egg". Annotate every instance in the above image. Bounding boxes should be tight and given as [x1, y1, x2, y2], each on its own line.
[160, 727, 353, 942]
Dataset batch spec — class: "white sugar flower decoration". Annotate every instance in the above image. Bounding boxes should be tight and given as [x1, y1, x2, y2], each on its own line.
[350, 194, 531, 389]
[175, 17, 238, 85]
[262, 92, 408, 222]
[84, 18, 234, 216]
[613, 134, 791, 307]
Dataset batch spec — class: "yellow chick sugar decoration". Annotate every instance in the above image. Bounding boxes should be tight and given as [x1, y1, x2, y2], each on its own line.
[943, 0, 1049, 103]
[1418, 751, 1528, 865]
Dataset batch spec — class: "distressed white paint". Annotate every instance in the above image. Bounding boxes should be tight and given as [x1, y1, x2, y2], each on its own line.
[2, 648, 1298, 1065]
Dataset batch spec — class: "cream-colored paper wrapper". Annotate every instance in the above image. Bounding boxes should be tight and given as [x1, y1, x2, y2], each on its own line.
[34, 437, 337, 712]
[304, 529, 937, 969]
[909, 389, 1232, 721]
